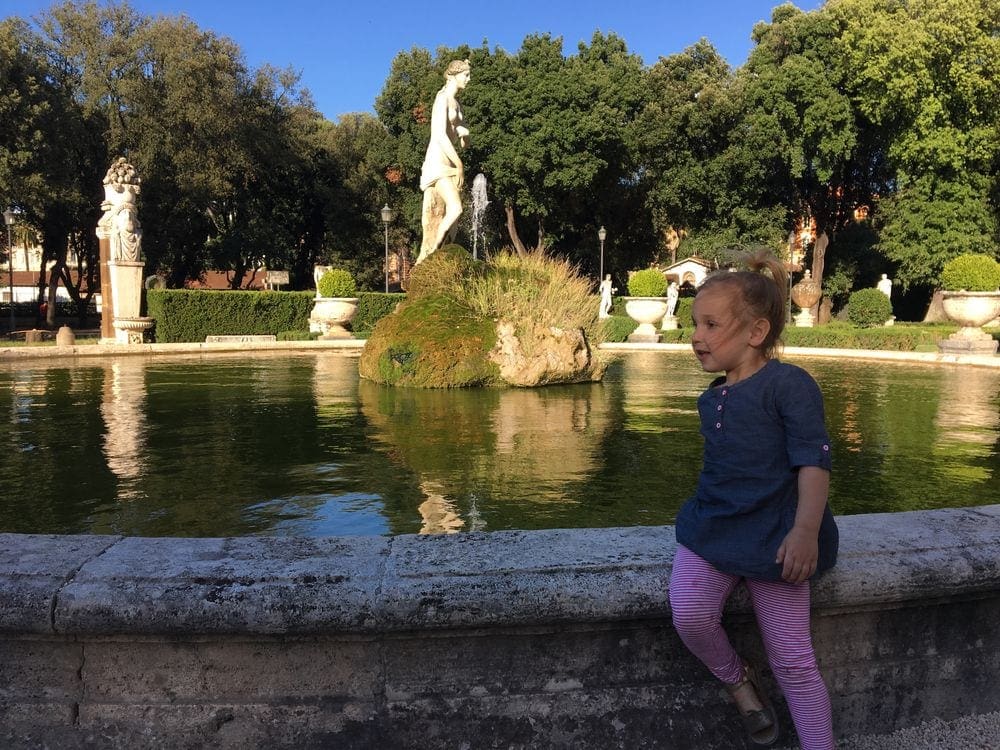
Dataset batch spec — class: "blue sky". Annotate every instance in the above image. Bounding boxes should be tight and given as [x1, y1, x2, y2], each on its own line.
[6, 1, 824, 120]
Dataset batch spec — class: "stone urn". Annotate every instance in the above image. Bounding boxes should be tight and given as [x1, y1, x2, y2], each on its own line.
[625, 298, 669, 343]
[938, 291, 1000, 354]
[791, 270, 822, 327]
[309, 297, 359, 339]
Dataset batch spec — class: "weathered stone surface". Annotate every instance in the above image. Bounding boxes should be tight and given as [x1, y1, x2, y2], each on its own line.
[55, 536, 389, 635]
[488, 320, 606, 386]
[0, 506, 998, 748]
[379, 527, 672, 630]
[0, 533, 118, 632]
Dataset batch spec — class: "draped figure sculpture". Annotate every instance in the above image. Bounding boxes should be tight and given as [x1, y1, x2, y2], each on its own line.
[101, 157, 143, 262]
[417, 59, 471, 264]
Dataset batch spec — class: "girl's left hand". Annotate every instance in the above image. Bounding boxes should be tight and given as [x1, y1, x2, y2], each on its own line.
[776, 527, 819, 583]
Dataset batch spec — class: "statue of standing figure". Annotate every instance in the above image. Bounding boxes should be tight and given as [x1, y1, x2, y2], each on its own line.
[666, 281, 679, 317]
[417, 59, 471, 264]
[598, 275, 617, 318]
[877, 273, 893, 299]
[100, 157, 142, 262]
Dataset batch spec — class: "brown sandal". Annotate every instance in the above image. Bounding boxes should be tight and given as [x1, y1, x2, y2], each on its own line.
[725, 661, 779, 746]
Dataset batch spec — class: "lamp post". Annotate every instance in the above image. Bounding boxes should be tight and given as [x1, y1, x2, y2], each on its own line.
[380, 203, 394, 293]
[3, 209, 14, 333]
[598, 225, 607, 282]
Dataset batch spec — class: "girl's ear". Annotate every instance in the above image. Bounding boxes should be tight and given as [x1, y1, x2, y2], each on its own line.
[748, 318, 771, 347]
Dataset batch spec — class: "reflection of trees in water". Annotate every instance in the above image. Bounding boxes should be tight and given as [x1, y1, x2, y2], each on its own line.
[810, 359, 1000, 515]
[358, 378, 614, 534]
[933, 366, 1000, 487]
[0, 364, 115, 533]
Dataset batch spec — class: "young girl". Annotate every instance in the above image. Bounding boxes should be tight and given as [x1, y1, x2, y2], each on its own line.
[669, 251, 838, 749]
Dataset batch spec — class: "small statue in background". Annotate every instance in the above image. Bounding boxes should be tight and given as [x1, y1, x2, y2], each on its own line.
[599, 275, 617, 318]
[666, 281, 680, 317]
[877, 274, 893, 299]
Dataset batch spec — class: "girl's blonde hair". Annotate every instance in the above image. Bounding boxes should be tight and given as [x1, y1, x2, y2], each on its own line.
[698, 249, 788, 359]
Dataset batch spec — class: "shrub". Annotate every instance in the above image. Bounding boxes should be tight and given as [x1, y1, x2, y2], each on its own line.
[846, 288, 893, 328]
[939, 253, 1000, 292]
[406, 244, 478, 299]
[353, 292, 405, 335]
[627, 268, 667, 297]
[317, 268, 357, 298]
[146, 289, 314, 343]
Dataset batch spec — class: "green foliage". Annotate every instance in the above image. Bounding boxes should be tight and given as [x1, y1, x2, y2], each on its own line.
[354, 292, 405, 335]
[847, 288, 893, 328]
[146, 290, 313, 343]
[406, 245, 478, 299]
[276, 329, 320, 341]
[627, 268, 668, 297]
[658, 322, 960, 351]
[601, 314, 638, 343]
[939, 254, 1000, 292]
[317, 269, 357, 298]
[359, 249, 606, 387]
[360, 292, 500, 388]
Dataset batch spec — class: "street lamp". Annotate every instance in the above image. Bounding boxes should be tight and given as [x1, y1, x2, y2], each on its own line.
[3, 209, 14, 333]
[598, 225, 607, 282]
[380, 203, 395, 293]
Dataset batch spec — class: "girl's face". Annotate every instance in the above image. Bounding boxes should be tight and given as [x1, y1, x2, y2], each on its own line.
[691, 285, 769, 383]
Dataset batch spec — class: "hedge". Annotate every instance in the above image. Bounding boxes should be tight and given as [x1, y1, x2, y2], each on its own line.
[601, 318, 966, 351]
[145, 289, 406, 343]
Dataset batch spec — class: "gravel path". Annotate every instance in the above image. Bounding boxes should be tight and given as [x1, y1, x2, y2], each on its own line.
[774, 712, 1000, 749]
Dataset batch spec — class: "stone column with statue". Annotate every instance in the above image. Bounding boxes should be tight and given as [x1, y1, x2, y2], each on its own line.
[96, 158, 153, 344]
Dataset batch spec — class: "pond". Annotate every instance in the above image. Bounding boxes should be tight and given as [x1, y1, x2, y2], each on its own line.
[0, 351, 997, 537]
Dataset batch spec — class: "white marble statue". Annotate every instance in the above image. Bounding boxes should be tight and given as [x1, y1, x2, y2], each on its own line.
[97, 157, 152, 343]
[666, 281, 679, 317]
[101, 158, 142, 262]
[877, 273, 892, 299]
[598, 275, 617, 319]
[417, 59, 471, 263]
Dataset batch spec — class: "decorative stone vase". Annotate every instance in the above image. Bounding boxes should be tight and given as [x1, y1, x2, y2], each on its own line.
[309, 297, 359, 339]
[791, 270, 822, 327]
[938, 291, 1000, 354]
[625, 298, 669, 343]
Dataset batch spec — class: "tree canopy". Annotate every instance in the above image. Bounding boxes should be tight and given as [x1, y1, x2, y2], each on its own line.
[2, 0, 998, 318]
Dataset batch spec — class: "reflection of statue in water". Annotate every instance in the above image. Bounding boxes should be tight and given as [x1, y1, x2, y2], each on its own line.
[877, 273, 892, 299]
[598, 275, 617, 319]
[417, 59, 471, 264]
[101, 157, 142, 262]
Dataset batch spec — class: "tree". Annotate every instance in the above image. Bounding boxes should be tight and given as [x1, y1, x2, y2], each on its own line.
[833, 0, 1000, 288]
[0, 14, 105, 324]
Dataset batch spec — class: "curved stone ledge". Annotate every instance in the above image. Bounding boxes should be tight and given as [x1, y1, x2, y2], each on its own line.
[1, 506, 998, 748]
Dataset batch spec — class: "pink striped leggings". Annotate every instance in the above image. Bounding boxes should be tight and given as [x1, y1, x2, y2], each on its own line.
[669, 545, 834, 750]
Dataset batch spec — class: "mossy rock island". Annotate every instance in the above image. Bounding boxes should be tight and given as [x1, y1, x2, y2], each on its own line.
[358, 246, 609, 388]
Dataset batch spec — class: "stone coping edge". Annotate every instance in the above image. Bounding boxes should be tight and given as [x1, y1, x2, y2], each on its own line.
[3, 338, 996, 368]
[601, 341, 1000, 367]
[1, 505, 997, 637]
[0, 338, 366, 360]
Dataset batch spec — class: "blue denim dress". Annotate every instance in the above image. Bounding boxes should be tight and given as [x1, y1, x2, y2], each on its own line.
[675, 359, 838, 580]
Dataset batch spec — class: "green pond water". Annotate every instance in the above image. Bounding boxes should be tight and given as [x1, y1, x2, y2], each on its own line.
[0, 351, 997, 537]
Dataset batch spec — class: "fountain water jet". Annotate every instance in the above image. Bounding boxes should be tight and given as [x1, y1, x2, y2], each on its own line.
[470, 173, 490, 261]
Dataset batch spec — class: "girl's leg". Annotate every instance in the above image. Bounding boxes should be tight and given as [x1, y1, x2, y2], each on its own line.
[668, 545, 743, 683]
[745, 578, 834, 750]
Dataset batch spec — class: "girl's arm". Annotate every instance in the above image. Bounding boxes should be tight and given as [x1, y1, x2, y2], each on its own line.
[775, 466, 830, 583]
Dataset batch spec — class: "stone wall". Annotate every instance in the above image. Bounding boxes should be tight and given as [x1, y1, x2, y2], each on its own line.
[2, 505, 998, 749]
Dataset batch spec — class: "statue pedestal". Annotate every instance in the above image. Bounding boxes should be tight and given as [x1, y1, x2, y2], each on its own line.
[794, 309, 816, 327]
[660, 314, 678, 331]
[108, 260, 150, 344]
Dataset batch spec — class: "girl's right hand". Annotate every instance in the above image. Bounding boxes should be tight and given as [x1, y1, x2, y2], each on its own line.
[776, 527, 818, 583]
